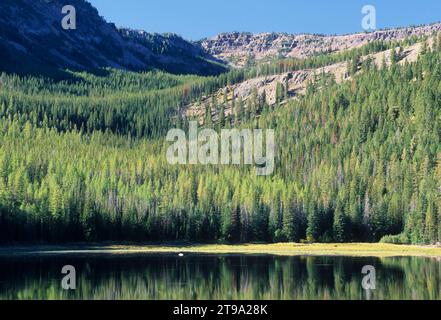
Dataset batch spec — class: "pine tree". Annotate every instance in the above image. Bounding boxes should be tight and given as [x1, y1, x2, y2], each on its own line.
[349, 55, 360, 75]
[425, 201, 437, 243]
[204, 104, 212, 127]
[333, 199, 346, 242]
[390, 48, 398, 66]
[306, 203, 320, 242]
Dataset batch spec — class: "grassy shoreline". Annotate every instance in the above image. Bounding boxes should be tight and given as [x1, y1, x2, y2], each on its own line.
[2, 243, 441, 258]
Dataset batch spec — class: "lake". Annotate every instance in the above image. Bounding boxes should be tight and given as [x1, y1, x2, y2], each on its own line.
[0, 253, 440, 300]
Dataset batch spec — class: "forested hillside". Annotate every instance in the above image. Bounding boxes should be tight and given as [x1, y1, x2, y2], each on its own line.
[1, 33, 441, 245]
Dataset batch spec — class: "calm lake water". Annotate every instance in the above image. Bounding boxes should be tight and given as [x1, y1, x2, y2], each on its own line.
[0, 253, 440, 300]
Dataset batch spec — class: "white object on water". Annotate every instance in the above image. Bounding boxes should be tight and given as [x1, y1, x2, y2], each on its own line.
[178, 253, 184, 257]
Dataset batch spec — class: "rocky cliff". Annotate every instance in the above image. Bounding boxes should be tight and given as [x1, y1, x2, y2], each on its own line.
[0, 0, 226, 77]
[200, 23, 441, 67]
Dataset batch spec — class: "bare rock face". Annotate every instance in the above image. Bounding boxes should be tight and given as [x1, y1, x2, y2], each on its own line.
[200, 24, 441, 67]
[0, 0, 226, 77]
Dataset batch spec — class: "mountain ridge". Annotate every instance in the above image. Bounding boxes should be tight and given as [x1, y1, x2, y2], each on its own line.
[200, 23, 441, 67]
[2, 0, 441, 78]
[0, 0, 226, 77]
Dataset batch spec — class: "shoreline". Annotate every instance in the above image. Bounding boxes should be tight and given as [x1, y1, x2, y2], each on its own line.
[1, 243, 441, 258]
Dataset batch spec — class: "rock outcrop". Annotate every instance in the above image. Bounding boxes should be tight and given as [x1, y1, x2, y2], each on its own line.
[200, 24, 441, 67]
[186, 38, 430, 122]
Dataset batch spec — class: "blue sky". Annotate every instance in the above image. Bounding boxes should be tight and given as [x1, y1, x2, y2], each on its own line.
[88, 0, 441, 40]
